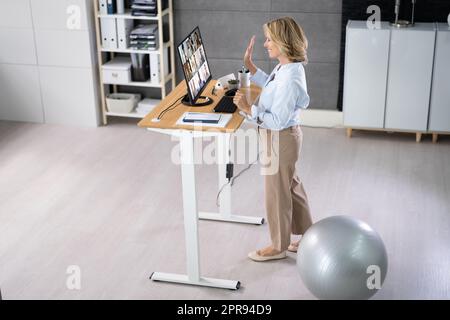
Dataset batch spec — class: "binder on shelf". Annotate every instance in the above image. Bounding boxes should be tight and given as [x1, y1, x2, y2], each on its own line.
[117, 19, 134, 50]
[100, 18, 118, 49]
[149, 48, 170, 85]
[107, 0, 116, 14]
[116, 0, 125, 14]
[149, 53, 160, 85]
[99, 0, 108, 15]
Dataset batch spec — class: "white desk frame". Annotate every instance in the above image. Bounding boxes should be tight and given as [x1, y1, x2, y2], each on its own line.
[147, 128, 264, 290]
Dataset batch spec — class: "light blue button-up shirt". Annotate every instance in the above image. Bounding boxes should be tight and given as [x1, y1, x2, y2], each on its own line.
[249, 62, 309, 131]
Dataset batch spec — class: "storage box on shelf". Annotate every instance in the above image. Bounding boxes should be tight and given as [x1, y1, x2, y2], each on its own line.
[106, 93, 141, 114]
[102, 57, 132, 84]
[94, 0, 175, 124]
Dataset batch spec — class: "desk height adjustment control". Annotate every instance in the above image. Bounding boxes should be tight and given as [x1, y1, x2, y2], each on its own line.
[226, 163, 234, 182]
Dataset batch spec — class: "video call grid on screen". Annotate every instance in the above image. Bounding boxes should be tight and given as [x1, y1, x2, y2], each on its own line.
[177, 27, 212, 102]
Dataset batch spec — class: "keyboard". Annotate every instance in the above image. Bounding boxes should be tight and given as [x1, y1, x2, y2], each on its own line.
[214, 96, 237, 113]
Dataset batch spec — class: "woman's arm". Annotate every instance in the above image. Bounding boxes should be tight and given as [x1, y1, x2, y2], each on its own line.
[244, 36, 257, 75]
[244, 36, 269, 87]
[253, 76, 309, 130]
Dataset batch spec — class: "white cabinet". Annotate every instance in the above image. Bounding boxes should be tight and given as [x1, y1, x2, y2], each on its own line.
[39, 67, 99, 126]
[0, 0, 33, 28]
[30, 0, 90, 31]
[0, 0, 101, 126]
[0, 0, 41, 123]
[343, 21, 390, 129]
[32, 0, 100, 126]
[343, 21, 450, 139]
[34, 30, 94, 68]
[0, 64, 44, 123]
[429, 23, 450, 133]
[385, 23, 436, 131]
[0, 28, 37, 65]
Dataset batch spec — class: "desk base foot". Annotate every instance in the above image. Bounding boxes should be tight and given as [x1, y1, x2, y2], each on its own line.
[199, 212, 264, 225]
[150, 272, 240, 290]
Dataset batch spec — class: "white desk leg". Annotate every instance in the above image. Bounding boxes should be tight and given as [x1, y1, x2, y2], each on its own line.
[199, 133, 264, 225]
[151, 132, 240, 290]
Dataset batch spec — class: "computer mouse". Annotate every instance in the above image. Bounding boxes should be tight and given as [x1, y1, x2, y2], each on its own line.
[225, 89, 238, 97]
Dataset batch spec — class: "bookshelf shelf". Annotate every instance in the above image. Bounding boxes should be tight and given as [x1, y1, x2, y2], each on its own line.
[100, 41, 172, 54]
[103, 73, 173, 88]
[97, 8, 170, 20]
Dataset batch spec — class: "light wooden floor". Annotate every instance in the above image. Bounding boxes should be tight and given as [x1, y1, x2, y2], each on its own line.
[0, 119, 449, 300]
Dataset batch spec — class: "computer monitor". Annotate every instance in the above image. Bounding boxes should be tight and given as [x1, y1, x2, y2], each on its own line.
[177, 27, 213, 106]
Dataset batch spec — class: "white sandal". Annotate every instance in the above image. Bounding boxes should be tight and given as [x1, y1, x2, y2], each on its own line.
[288, 241, 300, 253]
[248, 250, 287, 262]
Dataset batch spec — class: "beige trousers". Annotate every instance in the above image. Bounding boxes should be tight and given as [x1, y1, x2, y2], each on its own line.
[260, 125, 313, 252]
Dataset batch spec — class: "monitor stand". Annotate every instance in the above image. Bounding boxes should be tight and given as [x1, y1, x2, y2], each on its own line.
[181, 94, 214, 107]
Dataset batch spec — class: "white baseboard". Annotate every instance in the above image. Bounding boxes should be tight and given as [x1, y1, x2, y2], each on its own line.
[300, 109, 344, 128]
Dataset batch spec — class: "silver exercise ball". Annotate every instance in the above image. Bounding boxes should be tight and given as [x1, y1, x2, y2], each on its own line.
[297, 215, 388, 300]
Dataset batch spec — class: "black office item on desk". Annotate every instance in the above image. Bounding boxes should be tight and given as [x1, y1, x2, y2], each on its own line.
[214, 96, 237, 114]
[214, 89, 238, 113]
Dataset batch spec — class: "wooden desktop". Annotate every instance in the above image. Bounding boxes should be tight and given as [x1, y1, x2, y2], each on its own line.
[138, 80, 261, 132]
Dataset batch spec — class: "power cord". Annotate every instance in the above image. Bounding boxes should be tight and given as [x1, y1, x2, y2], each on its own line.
[156, 95, 184, 120]
[215, 153, 262, 208]
[215, 130, 263, 208]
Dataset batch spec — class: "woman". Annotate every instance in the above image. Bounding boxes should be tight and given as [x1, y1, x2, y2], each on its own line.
[233, 17, 313, 262]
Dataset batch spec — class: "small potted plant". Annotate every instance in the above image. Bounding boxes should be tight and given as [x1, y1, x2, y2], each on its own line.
[228, 79, 240, 90]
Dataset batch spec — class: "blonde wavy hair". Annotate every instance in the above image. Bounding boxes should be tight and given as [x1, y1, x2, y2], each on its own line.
[263, 17, 308, 64]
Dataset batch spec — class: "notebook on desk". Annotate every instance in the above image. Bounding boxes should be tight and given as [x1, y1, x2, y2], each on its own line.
[177, 112, 232, 128]
[182, 112, 221, 123]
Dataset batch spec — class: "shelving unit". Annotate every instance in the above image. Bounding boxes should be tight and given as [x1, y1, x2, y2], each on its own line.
[93, 0, 176, 124]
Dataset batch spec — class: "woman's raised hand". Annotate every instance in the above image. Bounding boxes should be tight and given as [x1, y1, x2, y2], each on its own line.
[244, 36, 257, 75]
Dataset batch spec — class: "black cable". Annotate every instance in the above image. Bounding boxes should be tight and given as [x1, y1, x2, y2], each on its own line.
[158, 102, 181, 120]
[157, 95, 184, 120]
[215, 153, 262, 208]
[216, 181, 229, 207]
[157, 98, 182, 120]
[230, 155, 260, 187]
[215, 129, 263, 207]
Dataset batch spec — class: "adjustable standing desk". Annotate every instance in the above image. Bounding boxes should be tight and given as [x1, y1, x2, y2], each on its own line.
[138, 80, 263, 290]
